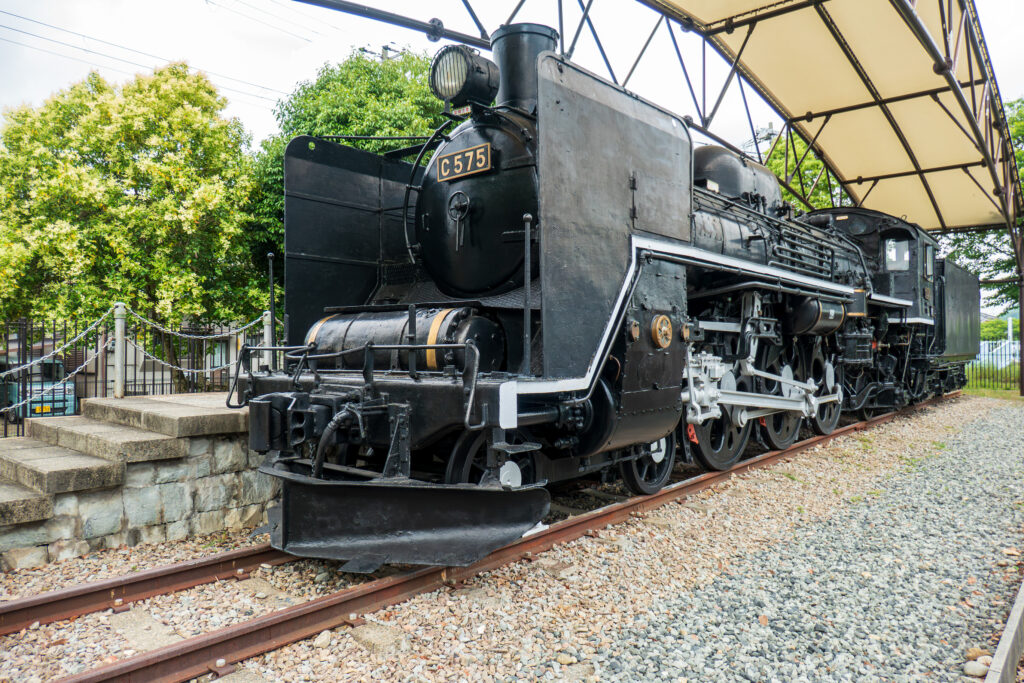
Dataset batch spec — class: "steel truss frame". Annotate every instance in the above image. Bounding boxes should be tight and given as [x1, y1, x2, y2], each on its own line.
[298, 0, 1017, 224]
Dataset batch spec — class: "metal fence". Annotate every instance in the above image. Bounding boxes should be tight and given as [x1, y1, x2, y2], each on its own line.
[966, 339, 1021, 391]
[1, 304, 272, 438]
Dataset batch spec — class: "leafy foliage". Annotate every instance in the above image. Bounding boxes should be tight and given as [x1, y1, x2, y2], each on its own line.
[0, 64, 263, 325]
[763, 131, 848, 210]
[246, 51, 445, 274]
[981, 317, 1020, 341]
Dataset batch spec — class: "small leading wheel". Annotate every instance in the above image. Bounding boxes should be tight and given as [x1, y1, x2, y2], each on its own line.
[620, 432, 676, 495]
[757, 344, 801, 451]
[691, 372, 753, 471]
[445, 430, 537, 486]
[807, 347, 842, 435]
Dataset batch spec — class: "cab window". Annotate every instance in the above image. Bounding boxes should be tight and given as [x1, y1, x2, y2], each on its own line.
[884, 239, 910, 271]
[924, 244, 934, 278]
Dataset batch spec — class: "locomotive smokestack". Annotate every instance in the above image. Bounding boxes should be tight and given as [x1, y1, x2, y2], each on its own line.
[491, 23, 558, 112]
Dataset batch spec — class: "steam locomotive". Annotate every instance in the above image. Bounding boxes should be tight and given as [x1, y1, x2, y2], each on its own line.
[234, 24, 980, 573]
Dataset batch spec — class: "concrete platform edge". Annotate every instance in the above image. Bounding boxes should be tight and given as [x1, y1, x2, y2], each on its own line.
[985, 572, 1024, 683]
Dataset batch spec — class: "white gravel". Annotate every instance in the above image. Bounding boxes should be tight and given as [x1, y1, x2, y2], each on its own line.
[2, 395, 1016, 683]
[0, 529, 265, 603]
[594, 401, 1024, 682]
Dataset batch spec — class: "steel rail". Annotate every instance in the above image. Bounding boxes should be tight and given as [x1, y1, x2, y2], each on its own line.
[58, 391, 960, 683]
[0, 545, 292, 637]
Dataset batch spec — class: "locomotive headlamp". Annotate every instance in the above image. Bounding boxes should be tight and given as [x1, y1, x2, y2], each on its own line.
[429, 45, 500, 107]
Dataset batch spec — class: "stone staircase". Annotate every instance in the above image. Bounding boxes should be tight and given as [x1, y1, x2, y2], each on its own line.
[0, 394, 263, 569]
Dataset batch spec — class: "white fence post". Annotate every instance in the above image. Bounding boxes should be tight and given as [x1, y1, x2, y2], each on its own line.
[262, 310, 273, 370]
[114, 302, 126, 399]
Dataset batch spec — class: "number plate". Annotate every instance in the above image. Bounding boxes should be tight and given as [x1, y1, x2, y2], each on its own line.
[34, 405, 51, 413]
[436, 143, 491, 182]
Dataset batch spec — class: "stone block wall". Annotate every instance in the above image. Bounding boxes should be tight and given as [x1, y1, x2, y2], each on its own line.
[0, 435, 278, 570]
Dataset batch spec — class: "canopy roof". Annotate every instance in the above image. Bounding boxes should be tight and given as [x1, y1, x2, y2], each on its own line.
[301, 0, 1019, 232]
[642, 0, 1021, 232]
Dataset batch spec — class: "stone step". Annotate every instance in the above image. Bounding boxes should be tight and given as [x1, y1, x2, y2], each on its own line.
[0, 437, 123, 494]
[82, 393, 248, 438]
[0, 478, 52, 526]
[28, 416, 186, 463]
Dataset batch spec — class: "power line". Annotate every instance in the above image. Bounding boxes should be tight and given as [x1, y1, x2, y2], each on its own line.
[205, 0, 312, 43]
[0, 23, 278, 104]
[0, 35, 135, 78]
[0, 8, 289, 96]
[266, 0, 350, 36]
[233, 0, 323, 36]
[0, 33, 274, 113]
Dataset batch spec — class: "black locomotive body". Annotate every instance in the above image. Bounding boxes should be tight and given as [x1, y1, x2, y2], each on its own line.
[236, 24, 980, 572]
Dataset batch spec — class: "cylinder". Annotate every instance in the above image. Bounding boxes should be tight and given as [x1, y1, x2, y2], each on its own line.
[306, 307, 505, 372]
[491, 23, 559, 112]
[786, 298, 846, 336]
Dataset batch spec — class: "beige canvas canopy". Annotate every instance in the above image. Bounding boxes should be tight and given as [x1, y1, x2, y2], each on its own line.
[301, 0, 1019, 232]
[641, 0, 1020, 232]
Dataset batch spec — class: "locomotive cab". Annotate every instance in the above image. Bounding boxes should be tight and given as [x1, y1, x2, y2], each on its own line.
[814, 208, 938, 322]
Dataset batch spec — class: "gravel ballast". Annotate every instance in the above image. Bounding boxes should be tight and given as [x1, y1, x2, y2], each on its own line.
[2, 395, 1021, 682]
[595, 402, 1024, 682]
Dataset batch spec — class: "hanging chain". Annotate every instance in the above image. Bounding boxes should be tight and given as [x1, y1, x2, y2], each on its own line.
[125, 339, 241, 374]
[125, 307, 264, 340]
[0, 342, 111, 416]
[0, 306, 115, 380]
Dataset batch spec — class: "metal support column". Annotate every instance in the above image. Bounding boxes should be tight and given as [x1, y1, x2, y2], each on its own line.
[1018, 276, 1023, 397]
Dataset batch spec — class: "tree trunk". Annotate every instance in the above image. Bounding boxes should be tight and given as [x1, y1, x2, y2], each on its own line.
[160, 329, 188, 394]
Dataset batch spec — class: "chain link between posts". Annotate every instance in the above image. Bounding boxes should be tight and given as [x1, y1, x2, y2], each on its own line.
[0, 306, 116, 380]
[125, 339, 242, 375]
[1, 306, 268, 415]
[0, 306, 266, 381]
[0, 342, 111, 416]
[125, 308, 264, 340]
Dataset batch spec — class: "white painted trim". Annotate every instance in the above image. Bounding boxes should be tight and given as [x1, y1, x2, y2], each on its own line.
[699, 320, 742, 332]
[901, 317, 935, 325]
[498, 381, 519, 428]
[516, 241, 641, 395]
[633, 235, 856, 296]
[869, 293, 913, 307]
[516, 235, 856, 396]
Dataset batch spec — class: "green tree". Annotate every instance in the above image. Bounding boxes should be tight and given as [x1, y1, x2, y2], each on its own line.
[246, 50, 445, 274]
[0, 64, 263, 326]
[941, 98, 1024, 312]
[981, 317, 1019, 342]
[763, 132, 848, 210]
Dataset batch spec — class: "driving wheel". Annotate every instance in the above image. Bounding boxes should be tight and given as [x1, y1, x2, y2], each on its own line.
[691, 371, 753, 471]
[757, 344, 802, 450]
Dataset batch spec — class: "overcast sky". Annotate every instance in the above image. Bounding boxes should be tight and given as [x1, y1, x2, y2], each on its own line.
[1, 0, 1020, 149]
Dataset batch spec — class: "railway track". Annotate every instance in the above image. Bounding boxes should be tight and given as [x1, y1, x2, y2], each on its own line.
[0, 392, 958, 683]
[0, 543, 293, 637]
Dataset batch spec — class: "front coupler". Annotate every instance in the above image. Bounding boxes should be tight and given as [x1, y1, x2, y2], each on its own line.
[250, 380, 550, 573]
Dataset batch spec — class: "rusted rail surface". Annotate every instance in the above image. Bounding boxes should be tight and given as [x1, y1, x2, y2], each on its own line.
[0, 544, 291, 637]
[58, 391, 960, 683]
